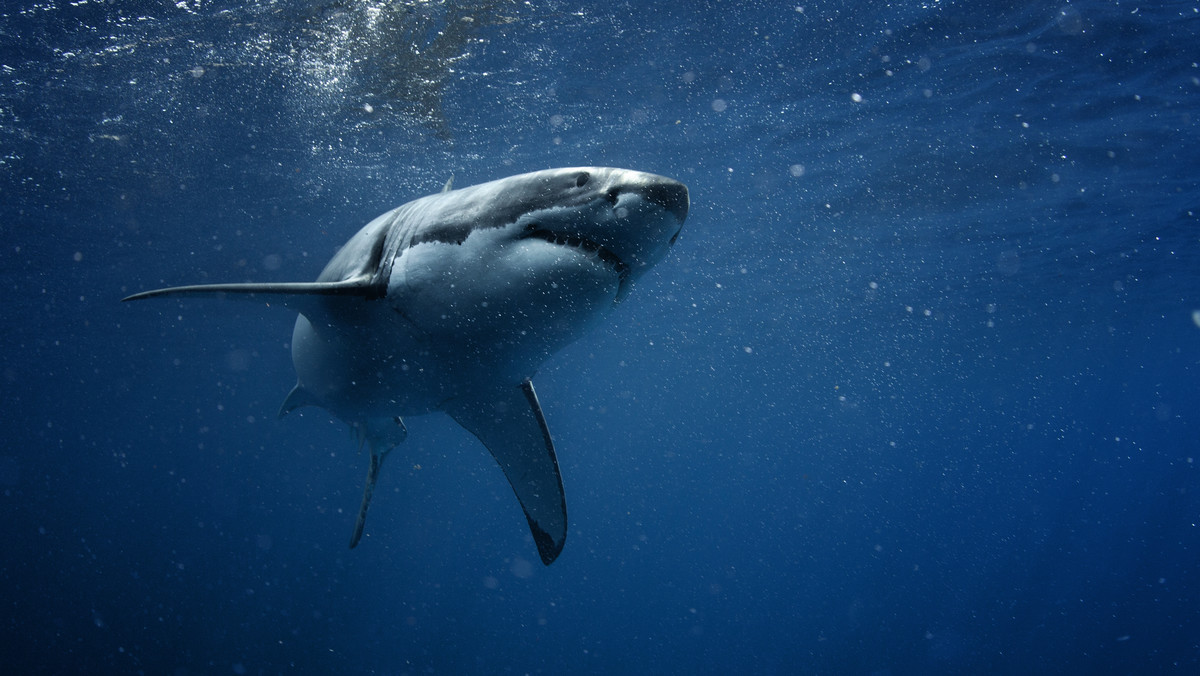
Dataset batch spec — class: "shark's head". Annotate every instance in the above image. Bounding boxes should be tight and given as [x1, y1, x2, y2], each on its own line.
[400, 167, 687, 301]
[387, 167, 689, 371]
[502, 167, 689, 301]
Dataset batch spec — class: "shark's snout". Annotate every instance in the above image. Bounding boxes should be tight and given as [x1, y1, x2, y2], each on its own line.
[641, 178, 689, 225]
[608, 173, 688, 226]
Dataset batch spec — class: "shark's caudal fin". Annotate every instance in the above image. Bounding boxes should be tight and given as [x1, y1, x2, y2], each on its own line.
[121, 276, 385, 309]
[442, 379, 566, 566]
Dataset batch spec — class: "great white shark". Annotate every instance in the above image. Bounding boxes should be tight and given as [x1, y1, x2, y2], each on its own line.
[124, 167, 689, 565]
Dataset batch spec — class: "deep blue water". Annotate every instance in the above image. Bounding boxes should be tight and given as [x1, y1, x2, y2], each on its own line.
[3, 0, 1199, 673]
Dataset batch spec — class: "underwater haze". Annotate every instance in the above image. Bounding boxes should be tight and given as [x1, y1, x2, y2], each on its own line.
[2, 0, 1199, 673]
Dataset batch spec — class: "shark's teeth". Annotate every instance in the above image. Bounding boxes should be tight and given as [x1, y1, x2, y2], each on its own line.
[521, 226, 630, 284]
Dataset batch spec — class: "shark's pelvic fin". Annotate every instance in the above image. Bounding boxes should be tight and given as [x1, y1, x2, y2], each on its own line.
[349, 449, 384, 549]
[121, 275, 385, 307]
[443, 379, 566, 565]
[278, 383, 318, 419]
[347, 416, 408, 549]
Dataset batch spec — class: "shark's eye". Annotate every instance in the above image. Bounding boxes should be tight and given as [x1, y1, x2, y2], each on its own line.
[605, 188, 620, 205]
[575, 172, 590, 188]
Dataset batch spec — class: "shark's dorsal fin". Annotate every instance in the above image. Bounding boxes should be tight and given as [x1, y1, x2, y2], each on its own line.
[441, 174, 455, 193]
[442, 379, 566, 565]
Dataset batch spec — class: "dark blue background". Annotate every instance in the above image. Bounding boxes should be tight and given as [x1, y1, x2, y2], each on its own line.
[3, 1, 1198, 673]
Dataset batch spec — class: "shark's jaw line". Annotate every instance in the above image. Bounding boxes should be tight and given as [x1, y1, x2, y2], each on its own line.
[519, 224, 632, 289]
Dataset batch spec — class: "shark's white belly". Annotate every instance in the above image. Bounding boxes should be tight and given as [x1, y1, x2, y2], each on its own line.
[290, 232, 621, 421]
[289, 308, 447, 420]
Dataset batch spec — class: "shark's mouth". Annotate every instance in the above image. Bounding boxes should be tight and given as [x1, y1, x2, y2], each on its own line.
[521, 226, 631, 287]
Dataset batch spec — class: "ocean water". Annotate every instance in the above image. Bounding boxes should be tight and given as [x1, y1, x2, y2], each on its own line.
[2, 0, 1198, 673]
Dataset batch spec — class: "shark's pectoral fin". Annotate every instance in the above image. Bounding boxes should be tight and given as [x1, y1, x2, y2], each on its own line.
[443, 380, 566, 566]
[121, 275, 386, 312]
[347, 416, 408, 549]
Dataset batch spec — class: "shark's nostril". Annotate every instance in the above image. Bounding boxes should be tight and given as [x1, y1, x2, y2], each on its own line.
[575, 172, 590, 188]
